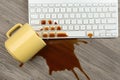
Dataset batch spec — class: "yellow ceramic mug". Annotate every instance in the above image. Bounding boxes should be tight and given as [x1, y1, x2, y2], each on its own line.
[5, 23, 46, 63]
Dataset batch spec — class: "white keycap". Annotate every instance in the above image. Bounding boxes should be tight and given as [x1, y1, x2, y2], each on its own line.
[74, 25, 80, 30]
[83, 19, 89, 24]
[82, 13, 87, 18]
[107, 18, 116, 23]
[106, 13, 111, 17]
[101, 19, 107, 23]
[92, 25, 98, 29]
[71, 19, 77, 24]
[68, 25, 74, 30]
[97, 7, 102, 12]
[55, 8, 59, 12]
[100, 13, 105, 18]
[89, 19, 94, 24]
[52, 14, 56, 18]
[31, 14, 38, 18]
[31, 20, 39, 24]
[49, 8, 53, 12]
[88, 13, 93, 18]
[94, 31, 100, 36]
[105, 25, 116, 29]
[93, 13, 99, 18]
[98, 25, 104, 29]
[59, 20, 64, 24]
[46, 14, 50, 18]
[40, 14, 44, 18]
[85, 7, 90, 12]
[81, 25, 86, 30]
[79, 8, 84, 12]
[66, 31, 86, 36]
[61, 4, 67, 7]
[76, 14, 81, 18]
[77, 20, 82, 24]
[64, 14, 69, 18]
[42, 4, 48, 7]
[31, 8, 36, 12]
[43, 8, 48, 12]
[86, 25, 92, 30]
[65, 20, 71, 24]
[91, 7, 96, 12]
[70, 14, 75, 18]
[112, 13, 117, 17]
[95, 19, 101, 23]
[60, 8, 65, 12]
[68, 4, 73, 6]
[55, 4, 60, 7]
[58, 14, 62, 18]
[103, 7, 108, 12]
[73, 8, 78, 12]
[62, 25, 67, 30]
[36, 8, 41, 12]
[109, 7, 116, 12]
[67, 8, 72, 12]
[74, 4, 79, 6]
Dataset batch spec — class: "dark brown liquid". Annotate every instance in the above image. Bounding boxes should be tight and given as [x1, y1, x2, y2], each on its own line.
[35, 39, 90, 80]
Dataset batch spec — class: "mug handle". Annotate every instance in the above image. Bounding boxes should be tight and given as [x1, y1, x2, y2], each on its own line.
[6, 23, 23, 38]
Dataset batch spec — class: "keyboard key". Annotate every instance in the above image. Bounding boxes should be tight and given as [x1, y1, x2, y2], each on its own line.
[65, 20, 71, 24]
[105, 25, 116, 29]
[59, 20, 64, 24]
[36, 8, 41, 12]
[52, 14, 56, 18]
[95, 19, 101, 24]
[79, 8, 84, 12]
[68, 25, 74, 30]
[80, 25, 86, 30]
[67, 8, 72, 12]
[86, 25, 92, 30]
[74, 25, 80, 30]
[82, 13, 87, 18]
[98, 25, 104, 29]
[76, 14, 81, 18]
[71, 19, 77, 24]
[92, 25, 98, 29]
[70, 14, 75, 18]
[66, 31, 86, 36]
[58, 14, 62, 18]
[83, 19, 89, 24]
[77, 19, 82, 24]
[60, 8, 65, 12]
[89, 19, 94, 24]
[39, 14, 44, 18]
[62, 25, 68, 30]
[49, 8, 53, 12]
[55, 8, 59, 12]
[64, 14, 69, 18]
[73, 8, 78, 12]
[88, 13, 93, 18]
[46, 14, 50, 18]
[31, 14, 38, 18]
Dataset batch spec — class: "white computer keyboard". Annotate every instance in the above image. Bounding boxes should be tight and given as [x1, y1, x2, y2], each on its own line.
[29, 3, 118, 39]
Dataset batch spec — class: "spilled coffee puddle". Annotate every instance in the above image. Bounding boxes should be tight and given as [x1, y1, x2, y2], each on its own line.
[36, 39, 90, 80]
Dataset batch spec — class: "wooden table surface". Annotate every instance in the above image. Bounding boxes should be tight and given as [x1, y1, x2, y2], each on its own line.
[0, 0, 120, 80]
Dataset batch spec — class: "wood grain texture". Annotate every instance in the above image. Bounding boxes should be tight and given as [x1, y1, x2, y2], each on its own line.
[0, 0, 120, 80]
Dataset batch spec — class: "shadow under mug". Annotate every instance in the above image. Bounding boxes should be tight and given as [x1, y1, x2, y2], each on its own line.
[5, 23, 46, 63]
